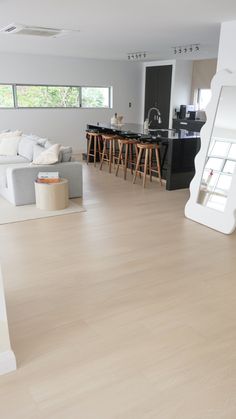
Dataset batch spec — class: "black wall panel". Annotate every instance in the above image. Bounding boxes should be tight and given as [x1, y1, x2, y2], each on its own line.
[144, 65, 172, 129]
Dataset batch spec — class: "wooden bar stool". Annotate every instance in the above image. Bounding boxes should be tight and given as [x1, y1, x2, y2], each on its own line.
[133, 143, 162, 188]
[86, 131, 102, 166]
[115, 138, 138, 180]
[100, 134, 119, 173]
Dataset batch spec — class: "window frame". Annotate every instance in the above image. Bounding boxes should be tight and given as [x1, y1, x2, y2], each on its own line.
[0, 83, 113, 109]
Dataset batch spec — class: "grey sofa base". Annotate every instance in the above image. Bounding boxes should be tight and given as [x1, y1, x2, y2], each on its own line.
[0, 161, 83, 206]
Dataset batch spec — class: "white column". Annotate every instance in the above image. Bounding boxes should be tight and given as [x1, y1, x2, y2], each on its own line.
[0, 267, 16, 375]
[217, 21, 236, 72]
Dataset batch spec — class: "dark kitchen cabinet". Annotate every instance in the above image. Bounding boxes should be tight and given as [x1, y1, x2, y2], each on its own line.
[172, 118, 205, 133]
[144, 65, 172, 129]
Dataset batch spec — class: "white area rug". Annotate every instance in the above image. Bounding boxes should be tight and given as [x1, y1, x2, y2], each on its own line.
[0, 197, 85, 225]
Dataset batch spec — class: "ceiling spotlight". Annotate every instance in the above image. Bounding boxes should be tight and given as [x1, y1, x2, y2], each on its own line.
[127, 51, 147, 61]
[172, 43, 200, 56]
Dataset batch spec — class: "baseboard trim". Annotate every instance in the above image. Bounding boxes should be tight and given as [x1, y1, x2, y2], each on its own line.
[0, 350, 16, 375]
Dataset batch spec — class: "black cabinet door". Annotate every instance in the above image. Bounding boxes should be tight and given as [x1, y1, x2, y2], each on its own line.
[144, 65, 172, 129]
[166, 138, 201, 190]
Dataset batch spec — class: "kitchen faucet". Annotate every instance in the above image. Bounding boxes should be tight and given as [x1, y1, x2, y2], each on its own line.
[147, 107, 162, 128]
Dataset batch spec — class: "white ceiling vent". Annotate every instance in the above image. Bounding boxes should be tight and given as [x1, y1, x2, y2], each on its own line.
[0, 23, 76, 38]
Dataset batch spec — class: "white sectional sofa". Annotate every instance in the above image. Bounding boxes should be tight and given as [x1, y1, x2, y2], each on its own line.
[0, 132, 83, 206]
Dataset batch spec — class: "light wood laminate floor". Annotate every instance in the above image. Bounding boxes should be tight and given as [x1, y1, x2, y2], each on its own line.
[0, 163, 236, 419]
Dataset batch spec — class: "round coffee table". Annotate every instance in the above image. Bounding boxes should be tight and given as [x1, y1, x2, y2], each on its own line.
[35, 178, 69, 211]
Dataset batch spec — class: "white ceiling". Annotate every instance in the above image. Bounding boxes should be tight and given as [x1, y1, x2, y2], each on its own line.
[0, 0, 236, 61]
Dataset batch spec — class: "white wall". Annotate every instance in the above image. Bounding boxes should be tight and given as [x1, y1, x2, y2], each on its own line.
[0, 53, 143, 153]
[172, 60, 193, 112]
[217, 21, 236, 72]
[0, 267, 16, 375]
[214, 21, 236, 138]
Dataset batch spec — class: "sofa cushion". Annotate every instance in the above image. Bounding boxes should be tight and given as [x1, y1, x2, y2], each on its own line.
[0, 157, 29, 188]
[0, 155, 29, 165]
[45, 140, 72, 162]
[23, 134, 46, 143]
[33, 144, 45, 160]
[36, 137, 48, 147]
[0, 130, 22, 140]
[38, 139, 72, 162]
[44, 140, 54, 149]
[59, 146, 73, 162]
[18, 135, 38, 161]
[32, 144, 61, 165]
[0, 131, 22, 156]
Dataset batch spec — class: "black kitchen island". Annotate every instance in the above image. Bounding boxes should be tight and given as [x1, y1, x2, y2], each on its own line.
[87, 123, 200, 190]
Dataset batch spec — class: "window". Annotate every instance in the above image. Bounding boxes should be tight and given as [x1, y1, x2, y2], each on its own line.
[16, 85, 81, 108]
[81, 87, 110, 108]
[0, 84, 14, 108]
[0, 84, 112, 109]
[197, 88, 211, 110]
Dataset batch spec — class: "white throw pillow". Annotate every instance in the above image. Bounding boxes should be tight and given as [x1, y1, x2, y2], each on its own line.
[0, 130, 22, 140]
[32, 143, 61, 165]
[0, 131, 22, 156]
[33, 144, 45, 160]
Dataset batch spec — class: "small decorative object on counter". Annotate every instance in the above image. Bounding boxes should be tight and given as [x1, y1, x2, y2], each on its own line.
[117, 115, 124, 125]
[144, 118, 149, 130]
[111, 113, 118, 125]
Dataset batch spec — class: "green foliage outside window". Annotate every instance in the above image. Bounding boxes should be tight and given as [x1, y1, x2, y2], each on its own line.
[0, 85, 14, 108]
[82, 87, 109, 108]
[0, 84, 111, 108]
[16, 86, 81, 108]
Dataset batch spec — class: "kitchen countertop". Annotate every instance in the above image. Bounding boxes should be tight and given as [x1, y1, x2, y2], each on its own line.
[87, 122, 200, 141]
